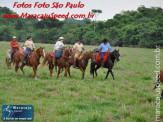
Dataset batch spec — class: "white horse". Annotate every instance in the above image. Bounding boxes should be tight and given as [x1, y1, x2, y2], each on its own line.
[5, 45, 26, 69]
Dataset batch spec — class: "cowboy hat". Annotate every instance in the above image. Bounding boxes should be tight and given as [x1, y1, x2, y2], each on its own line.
[59, 37, 64, 40]
[13, 36, 16, 39]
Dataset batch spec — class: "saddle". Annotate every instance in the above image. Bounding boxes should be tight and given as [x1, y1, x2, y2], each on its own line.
[19, 50, 33, 57]
[19, 50, 26, 55]
[49, 52, 55, 57]
[77, 53, 84, 60]
[96, 52, 111, 63]
[19, 50, 33, 66]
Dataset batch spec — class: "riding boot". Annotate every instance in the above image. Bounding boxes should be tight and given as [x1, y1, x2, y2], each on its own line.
[73, 58, 77, 68]
[73, 62, 76, 68]
[10, 51, 14, 63]
[101, 63, 104, 68]
[23, 56, 27, 64]
[10, 56, 13, 63]
[53, 57, 55, 65]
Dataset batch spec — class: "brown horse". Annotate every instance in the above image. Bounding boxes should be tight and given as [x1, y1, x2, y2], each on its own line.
[41, 47, 73, 77]
[154, 70, 163, 98]
[13, 47, 45, 78]
[75, 51, 95, 79]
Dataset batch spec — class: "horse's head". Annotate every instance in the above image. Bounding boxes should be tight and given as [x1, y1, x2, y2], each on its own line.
[89, 51, 96, 62]
[113, 49, 120, 62]
[37, 47, 46, 58]
[64, 47, 73, 56]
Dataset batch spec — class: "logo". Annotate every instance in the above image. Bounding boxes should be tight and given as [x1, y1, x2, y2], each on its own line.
[2, 105, 33, 121]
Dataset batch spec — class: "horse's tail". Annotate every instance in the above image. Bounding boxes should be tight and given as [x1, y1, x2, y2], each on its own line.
[40, 53, 49, 67]
[5, 57, 7, 65]
[90, 62, 95, 75]
[154, 73, 160, 90]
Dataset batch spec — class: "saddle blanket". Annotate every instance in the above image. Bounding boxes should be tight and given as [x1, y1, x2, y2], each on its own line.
[96, 52, 111, 63]
[19, 50, 25, 55]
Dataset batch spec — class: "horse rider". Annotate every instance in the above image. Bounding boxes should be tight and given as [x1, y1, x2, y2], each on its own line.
[10, 36, 19, 63]
[73, 39, 85, 68]
[23, 36, 35, 64]
[53, 37, 65, 65]
[99, 39, 111, 68]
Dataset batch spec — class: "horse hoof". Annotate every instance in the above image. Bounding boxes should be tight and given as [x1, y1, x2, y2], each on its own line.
[33, 77, 38, 80]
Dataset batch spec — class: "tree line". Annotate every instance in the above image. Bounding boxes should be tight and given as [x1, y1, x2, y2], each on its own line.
[0, 6, 163, 48]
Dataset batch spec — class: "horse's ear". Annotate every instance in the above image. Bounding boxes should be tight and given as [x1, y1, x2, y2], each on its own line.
[118, 49, 119, 52]
[43, 46, 45, 49]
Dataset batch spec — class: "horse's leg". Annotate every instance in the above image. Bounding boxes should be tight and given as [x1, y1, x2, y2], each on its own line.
[95, 65, 100, 78]
[20, 63, 25, 75]
[64, 67, 68, 77]
[57, 67, 61, 78]
[105, 69, 110, 79]
[9, 62, 11, 69]
[161, 90, 163, 99]
[80, 67, 84, 79]
[15, 62, 19, 74]
[68, 66, 71, 78]
[110, 69, 115, 80]
[83, 68, 86, 79]
[49, 64, 54, 77]
[51, 65, 54, 77]
[32, 66, 37, 78]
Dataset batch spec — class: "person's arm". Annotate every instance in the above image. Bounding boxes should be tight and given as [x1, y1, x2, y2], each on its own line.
[13, 41, 19, 48]
[32, 42, 36, 50]
[25, 41, 27, 47]
[99, 44, 103, 50]
[82, 44, 85, 51]
[107, 43, 111, 52]
[73, 44, 77, 52]
[59, 42, 65, 50]
[25, 41, 31, 49]
[53, 45, 56, 52]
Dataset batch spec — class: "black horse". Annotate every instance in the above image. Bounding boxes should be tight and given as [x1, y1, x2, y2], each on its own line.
[90, 50, 120, 79]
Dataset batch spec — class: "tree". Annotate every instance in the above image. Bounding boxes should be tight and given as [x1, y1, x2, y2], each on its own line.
[91, 9, 102, 32]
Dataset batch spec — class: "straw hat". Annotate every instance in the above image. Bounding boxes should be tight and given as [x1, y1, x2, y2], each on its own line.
[13, 36, 16, 39]
[59, 37, 64, 40]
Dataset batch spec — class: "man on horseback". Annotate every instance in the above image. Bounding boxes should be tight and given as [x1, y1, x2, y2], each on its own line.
[73, 39, 85, 68]
[10, 36, 19, 63]
[99, 39, 111, 68]
[23, 36, 35, 64]
[53, 37, 65, 65]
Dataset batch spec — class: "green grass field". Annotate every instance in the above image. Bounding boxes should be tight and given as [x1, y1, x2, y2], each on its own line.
[0, 41, 162, 122]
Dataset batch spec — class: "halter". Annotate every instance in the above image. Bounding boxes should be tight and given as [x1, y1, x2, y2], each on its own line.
[35, 51, 40, 59]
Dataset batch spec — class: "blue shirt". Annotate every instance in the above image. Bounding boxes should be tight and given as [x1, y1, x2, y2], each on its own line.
[99, 43, 111, 52]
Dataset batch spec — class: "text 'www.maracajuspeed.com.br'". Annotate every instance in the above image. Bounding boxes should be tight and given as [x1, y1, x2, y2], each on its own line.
[2, 12, 89, 20]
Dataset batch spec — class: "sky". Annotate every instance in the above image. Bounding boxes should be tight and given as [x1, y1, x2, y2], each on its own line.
[0, 0, 163, 21]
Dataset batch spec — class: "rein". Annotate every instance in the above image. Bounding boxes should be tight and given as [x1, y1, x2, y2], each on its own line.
[34, 51, 40, 59]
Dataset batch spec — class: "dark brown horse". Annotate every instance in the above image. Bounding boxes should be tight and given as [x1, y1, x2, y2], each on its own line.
[154, 70, 163, 98]
[75, 51, 95, 79]
[13, 47, 45, 78]
[41, 47, 73, 77]
[90, 50, 120, 79]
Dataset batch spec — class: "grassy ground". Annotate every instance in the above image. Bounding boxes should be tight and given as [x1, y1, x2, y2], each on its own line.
[0, 41, 162, 122]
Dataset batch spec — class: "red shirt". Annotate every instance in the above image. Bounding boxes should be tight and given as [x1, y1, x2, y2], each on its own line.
[11, 40, 19, 50]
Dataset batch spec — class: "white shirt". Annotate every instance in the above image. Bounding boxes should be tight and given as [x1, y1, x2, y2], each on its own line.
[25, 40, 35, 50]
[55, 41, 64, 50]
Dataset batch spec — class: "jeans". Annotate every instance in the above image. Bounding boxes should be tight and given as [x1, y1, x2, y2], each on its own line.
[11, 50, 16, 60]
[101, 52, 105, 64]
[25, 48, 31, 57]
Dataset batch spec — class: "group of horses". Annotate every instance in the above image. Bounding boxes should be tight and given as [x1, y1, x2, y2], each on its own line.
[5, 46, 121, 79]
[5, 46, 163, 99]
